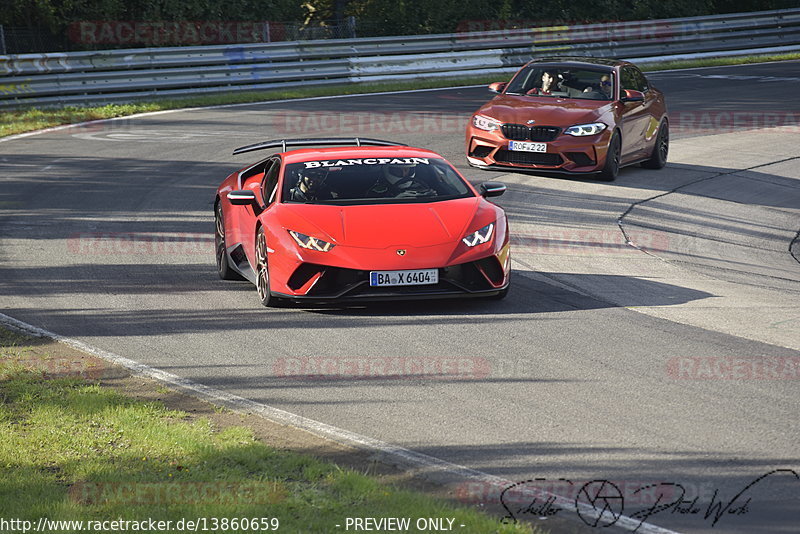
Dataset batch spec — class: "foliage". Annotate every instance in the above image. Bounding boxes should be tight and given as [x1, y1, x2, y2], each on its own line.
[0, 0, 305, 30]
[2, 0, 797, 37]
[312, 0, 797, 36]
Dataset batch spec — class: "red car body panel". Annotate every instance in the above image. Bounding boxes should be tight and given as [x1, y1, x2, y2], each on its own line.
[466, 57, 668, 175]
[215, 144, 510, 304]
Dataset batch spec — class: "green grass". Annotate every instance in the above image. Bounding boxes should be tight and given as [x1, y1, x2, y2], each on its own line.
[0, 330, 538, 534]
[0, 328, 41, 366]
[0, 104, 165, 138]
[3, 52, 799, 139]
[0, 77, 493, 138]
[642, 51, 800, 71]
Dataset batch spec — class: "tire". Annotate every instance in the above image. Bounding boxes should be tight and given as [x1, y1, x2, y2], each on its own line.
[641, 121, 669, 170]
[255, 227, 277, 307]
[215, 202, 245, 281]
[597, 132, 620, 182]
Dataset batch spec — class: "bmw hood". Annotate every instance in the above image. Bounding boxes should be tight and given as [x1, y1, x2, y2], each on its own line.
[278, 197, 491, 248]
[476, 94, 612, 126]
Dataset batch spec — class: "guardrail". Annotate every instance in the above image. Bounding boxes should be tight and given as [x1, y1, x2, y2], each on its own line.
[2, 8, 800, 108]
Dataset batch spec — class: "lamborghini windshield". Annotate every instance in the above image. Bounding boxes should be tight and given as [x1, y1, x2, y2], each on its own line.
[281, 157, 473, 205]
[505, 66, 615, 101]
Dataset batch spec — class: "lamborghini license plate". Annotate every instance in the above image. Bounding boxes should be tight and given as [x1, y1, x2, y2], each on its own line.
[370, 269, 438, 287]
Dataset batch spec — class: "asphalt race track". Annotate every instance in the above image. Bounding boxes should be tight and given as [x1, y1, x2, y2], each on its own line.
[2, 61, 799, 533]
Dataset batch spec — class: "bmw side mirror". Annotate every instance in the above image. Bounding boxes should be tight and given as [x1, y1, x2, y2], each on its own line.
[621, 89, 645, 103]
[488, 82, 507, 94]
[227, 190, 257, 205]
[480, 181, 506, 198]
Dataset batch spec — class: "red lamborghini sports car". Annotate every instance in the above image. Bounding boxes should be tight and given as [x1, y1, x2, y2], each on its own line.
[214, 138, 510, 306]
[466, 57, 669, 180]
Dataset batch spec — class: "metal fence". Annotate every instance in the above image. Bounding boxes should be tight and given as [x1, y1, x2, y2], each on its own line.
[2, 8, 800, 109]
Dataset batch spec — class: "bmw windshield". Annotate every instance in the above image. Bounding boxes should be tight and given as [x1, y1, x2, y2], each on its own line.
[282, 157, 474, 205]
[505, 66, 615, 101]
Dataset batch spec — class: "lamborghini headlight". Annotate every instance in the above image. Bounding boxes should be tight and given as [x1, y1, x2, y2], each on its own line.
[563, 122, 607, 136]
[288, 230, 335, 252]
[462, 223, 494, 247]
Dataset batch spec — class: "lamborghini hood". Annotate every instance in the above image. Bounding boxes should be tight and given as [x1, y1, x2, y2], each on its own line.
[277, 197, 490, 248]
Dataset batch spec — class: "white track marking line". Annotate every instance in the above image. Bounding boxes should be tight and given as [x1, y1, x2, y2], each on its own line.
[0, 311, 678, 534]
[0, 85, 488, 145]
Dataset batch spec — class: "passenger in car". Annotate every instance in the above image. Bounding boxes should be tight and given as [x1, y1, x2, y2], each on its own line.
[527, 71, 557, 95]
[288, 168, 334, 202]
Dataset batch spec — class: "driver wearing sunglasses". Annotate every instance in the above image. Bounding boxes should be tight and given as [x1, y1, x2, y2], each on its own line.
[583, 74, 613, 98]
[599, 75, 613, 96]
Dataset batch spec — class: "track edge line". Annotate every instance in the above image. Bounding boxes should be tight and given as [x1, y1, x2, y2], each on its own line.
[0, 310, 679, 534]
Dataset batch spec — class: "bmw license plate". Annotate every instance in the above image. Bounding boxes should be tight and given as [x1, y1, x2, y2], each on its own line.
[509, 140, 547, 153]
[370, 269, 438, 287]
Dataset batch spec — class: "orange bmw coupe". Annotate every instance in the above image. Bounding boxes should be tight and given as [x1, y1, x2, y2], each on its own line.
[466, 57, 668, 181]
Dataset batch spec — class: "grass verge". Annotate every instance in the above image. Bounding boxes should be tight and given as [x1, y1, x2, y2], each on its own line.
[0, 77, 492, 138]
[641, 51, 800, 71]
[0, 327, 542, 534]
[2, 52, 799, 139]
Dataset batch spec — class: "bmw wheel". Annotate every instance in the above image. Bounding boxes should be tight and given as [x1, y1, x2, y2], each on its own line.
[597, 132, 620, 182]
[642, 121, 669, 169]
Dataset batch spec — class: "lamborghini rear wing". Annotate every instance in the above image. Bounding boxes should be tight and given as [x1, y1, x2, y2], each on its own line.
[232, 138, 407, 156]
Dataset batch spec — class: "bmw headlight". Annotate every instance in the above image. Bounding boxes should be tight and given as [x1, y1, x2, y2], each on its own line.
[564, 122, 607, 136]
[288, 230, 335, 252]
[462, 223, 494, 247]
[472, 115, 501, 132]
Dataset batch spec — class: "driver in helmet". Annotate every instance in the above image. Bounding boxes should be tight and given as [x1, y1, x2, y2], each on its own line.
[289, 168, 329, 202]
[385, 164, 417, 188]
[367, 163, 433, 198]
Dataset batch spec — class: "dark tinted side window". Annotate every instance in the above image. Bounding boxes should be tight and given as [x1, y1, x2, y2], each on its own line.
[262, 158, 280, 206]
[633, 67, 649, 92]
[622, 66, 647, 92]
[621, 67, 637, 91]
